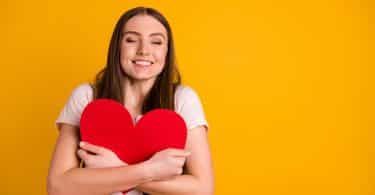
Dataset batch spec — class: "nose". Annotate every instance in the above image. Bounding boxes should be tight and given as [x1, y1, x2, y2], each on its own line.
[137, 40, 150, 56]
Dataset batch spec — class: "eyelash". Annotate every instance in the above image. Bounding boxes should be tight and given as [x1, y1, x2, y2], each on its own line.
[125, 39, 162, 45]
[126, 39, 136, 43]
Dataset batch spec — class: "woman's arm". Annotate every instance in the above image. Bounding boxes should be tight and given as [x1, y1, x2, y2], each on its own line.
[47, 124, 153, 195]
[135, 126, 215, 195]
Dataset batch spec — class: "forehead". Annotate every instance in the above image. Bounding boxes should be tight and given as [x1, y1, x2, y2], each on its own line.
[123, 15, 167, 36]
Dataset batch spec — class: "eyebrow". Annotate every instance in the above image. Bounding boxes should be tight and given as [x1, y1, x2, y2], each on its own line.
[122, 31, 166, 40]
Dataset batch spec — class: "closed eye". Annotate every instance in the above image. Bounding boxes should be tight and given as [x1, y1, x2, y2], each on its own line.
[126, 38, 137, 43]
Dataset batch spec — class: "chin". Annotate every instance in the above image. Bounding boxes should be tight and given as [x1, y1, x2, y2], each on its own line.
[129, 74, 158, 82]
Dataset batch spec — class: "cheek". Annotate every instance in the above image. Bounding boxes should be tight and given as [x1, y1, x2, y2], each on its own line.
[155, 48, 168, 65]
[120, 45, 136, 62]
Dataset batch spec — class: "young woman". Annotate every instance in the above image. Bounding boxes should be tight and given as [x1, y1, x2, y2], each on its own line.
[47, 7, 214, 195]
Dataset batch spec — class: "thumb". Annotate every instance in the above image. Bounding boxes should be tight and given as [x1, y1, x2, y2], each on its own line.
[172, 149, 191, 157]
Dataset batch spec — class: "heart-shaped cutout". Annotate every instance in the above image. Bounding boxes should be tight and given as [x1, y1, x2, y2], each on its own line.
[80, 98, 188, 165]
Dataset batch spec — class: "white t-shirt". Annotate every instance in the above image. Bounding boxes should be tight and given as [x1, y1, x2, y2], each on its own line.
[56, 83, 209, 130]
[55, 83, 209, 195]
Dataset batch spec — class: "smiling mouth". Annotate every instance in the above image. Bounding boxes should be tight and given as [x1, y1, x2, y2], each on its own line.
[132, 60, 154, 66]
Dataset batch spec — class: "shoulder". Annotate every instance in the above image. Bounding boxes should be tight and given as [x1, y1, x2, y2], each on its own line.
[174, 84, 200, 102]
[174, 84, 209, 130]
[174, 84, 204, 113]
[66, 83, 94, 113]
[70, 83, 93, 99]
[55, 83, 94, 128]
[67, 83, 94, 106]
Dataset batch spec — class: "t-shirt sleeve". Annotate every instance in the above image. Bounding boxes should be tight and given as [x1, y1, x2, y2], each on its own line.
[55, 84, 93, 128]
[175, 85, 209, 131]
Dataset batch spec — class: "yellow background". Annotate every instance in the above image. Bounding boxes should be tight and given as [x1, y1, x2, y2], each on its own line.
[1, 0, 373, 194]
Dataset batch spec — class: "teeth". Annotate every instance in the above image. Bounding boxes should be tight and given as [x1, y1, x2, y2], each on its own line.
[133, 60, 152, 66]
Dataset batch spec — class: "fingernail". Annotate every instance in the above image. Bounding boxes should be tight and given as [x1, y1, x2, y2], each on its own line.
[80, 141, 85, 147]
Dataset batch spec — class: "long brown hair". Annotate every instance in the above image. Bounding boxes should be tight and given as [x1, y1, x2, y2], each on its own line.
[92, 7, 181, 112]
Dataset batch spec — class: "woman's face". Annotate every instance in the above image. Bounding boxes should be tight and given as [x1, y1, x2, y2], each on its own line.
[120, 14, 168, 81]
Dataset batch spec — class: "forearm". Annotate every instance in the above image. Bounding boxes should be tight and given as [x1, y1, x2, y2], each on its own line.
[135, 174, 213, 195]
[48, 163, 152, 195]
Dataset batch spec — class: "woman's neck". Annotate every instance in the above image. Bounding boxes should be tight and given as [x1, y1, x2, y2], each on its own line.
[122, 77, 156, 112]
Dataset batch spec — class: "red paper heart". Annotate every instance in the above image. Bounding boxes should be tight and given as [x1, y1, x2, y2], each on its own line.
[80, 99, 187, 165]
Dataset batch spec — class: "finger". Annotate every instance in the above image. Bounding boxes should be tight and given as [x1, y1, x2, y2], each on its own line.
[172, 157, 186, 167]
[166, 148, 191, 157]
[77, 149, 92, 162]
[80, 141, 105, 155]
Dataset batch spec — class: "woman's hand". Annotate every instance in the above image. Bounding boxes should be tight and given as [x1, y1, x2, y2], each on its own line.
[78, 142, 190, 181]
[77, 141, 127, 168]
[143, 148, 191, 181]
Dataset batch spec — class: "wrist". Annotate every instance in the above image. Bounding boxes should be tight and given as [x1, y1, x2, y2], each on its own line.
[138, 160, 155, 183]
